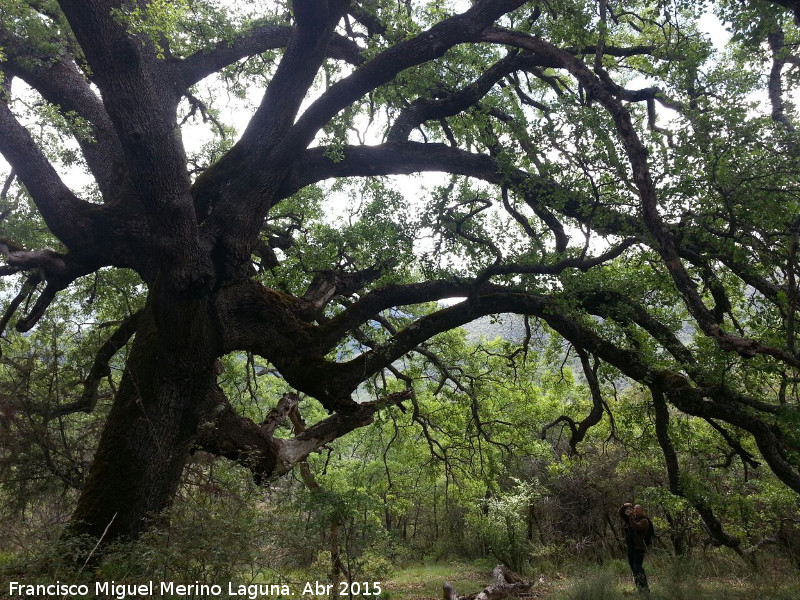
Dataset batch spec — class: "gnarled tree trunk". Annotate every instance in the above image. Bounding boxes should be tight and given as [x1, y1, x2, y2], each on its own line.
[69, 292, 218, 541]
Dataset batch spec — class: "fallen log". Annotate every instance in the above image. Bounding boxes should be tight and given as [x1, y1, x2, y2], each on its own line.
[444, 565, 535, 600]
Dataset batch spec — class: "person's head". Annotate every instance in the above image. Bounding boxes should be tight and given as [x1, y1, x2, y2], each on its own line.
[634, 504, 644, 517]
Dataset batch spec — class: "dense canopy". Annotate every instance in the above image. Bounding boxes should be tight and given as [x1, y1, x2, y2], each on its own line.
[1, 0, 800, 552]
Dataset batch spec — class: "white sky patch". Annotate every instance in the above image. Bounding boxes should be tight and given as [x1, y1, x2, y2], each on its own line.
[698, 11, 730, 51]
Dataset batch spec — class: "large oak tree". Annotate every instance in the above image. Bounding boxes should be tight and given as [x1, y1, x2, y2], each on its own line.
[2, 0, 800, 549]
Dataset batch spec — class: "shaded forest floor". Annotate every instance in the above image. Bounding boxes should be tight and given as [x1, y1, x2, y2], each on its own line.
[382, 559, 800, 600]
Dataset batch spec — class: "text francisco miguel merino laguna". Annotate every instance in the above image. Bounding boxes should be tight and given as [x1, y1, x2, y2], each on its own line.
[8, 580, 384, 599]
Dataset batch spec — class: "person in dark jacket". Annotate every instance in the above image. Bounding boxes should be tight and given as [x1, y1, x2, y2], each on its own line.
[619, 502, 650, 592]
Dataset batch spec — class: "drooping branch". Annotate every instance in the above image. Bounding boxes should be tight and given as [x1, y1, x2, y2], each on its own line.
[492, 294, 800, 495]
[53, 312, 142, 417]
[651, 388, 744, 555]
[483, 238, 637, 278]
[0, 273, 42, 345]
[0, 169, 15, 202]
[0, 246, 102, 332]
[650, 387, 770, 559]
[316, 279, 476, 352]
[540, 348, 604, 454]
[651, 388, 682, 495]
[704, 418, 762, 469]
[214, 267, 800, 493]
[576, 289, 697, 368]
[350, 309, 471, 397]
[479, 27, 800, 371]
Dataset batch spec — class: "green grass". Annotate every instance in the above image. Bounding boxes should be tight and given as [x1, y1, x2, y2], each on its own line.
[382, 556, 800, 600]
[555, 568, 621, 600]
[383, 562, 494, 600]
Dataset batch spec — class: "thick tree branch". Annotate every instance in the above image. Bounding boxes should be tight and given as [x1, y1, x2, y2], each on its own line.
[4, 52, 124, 199]
[768, 28, 795, 132]
[283, 0, 527, 158]
[214, 271, 800, 493]
[56, 0, 209, 290]
[0, 87, 100, 251]
[279, 142, 642, 238]
[195, 386, 411, 481]
[191, 1, 351, 270]
[387, 53, 555, 143]
[192, 1, 528, 266]
[176, 25, 363, 90]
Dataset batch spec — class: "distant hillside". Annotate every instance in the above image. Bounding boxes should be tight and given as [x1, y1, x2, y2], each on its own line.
[461, 313, 534, 343]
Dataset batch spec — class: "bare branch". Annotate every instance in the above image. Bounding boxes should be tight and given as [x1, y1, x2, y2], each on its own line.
[262, 391, 300, 436]
[299, 262, 389, 320]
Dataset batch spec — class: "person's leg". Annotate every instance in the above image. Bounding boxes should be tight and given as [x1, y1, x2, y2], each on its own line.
[632, 549, 648, 590]
[627, 545, 637, 587]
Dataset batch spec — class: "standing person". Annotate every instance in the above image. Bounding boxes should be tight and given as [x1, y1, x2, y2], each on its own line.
[618, 502, 650, 592]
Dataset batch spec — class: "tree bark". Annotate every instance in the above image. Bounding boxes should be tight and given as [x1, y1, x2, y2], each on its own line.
[68, 290, 218, 541]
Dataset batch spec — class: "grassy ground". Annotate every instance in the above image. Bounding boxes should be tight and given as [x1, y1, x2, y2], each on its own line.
[384, 562, 499, 600]
[381, 556, 800, 600]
